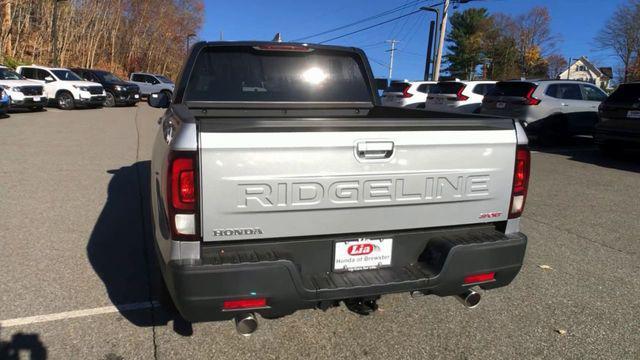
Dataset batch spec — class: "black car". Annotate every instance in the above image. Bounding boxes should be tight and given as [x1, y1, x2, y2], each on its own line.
[70, 68, 140, 107]
[595, 83, 640, 153]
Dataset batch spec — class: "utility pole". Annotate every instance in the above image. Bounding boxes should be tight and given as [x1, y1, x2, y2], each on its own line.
[420, 7, 439, 81]
[51, 0, 67, 67]
[567, 57, 572, 79]
[385, 39, 399, 80]
[432, 0, 450, 81]
[186, 33, 196, 55]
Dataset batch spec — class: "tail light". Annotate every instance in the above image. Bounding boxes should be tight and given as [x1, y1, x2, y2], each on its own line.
[167, 151, 199, 240]
[456, 85, 469, 101]
[223, 298, 268, 310]
[401, 83, 413, 98]
[464, 272, 495, 285]
[523, 86, 541, 105]
[508, 146, 530, 218]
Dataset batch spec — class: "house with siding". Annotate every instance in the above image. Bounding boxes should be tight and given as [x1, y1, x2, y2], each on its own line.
[557, 56, 612, 89]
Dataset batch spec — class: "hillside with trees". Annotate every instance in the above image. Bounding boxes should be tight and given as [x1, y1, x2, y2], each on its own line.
[0, 0, 204, 79]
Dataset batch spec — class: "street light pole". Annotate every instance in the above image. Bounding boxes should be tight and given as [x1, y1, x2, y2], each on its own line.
[432, 0, 450, 81]
[186, 33, 196, 55]
[420, 7, 439, 81]
[385, 39, 399, 80]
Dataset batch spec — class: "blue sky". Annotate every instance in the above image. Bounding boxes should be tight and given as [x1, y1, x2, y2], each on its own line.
[199, 0, 627, 80]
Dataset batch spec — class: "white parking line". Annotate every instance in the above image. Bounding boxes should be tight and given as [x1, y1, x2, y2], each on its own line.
[0, 301, 159, 328]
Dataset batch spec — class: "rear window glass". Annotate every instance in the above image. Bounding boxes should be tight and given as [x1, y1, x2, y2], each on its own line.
[386, 82, 409, 92]
[184, 47, 371, 102]
[607, 83, 640, 102]
[489, 82, 535, 97]
[431, 82, 465, 94]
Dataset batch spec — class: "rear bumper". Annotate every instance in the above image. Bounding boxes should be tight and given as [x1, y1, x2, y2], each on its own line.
[158, 226, 527, 322]
[594, 126, 640, 145]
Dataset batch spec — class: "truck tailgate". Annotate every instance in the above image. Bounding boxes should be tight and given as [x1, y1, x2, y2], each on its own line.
[199, 119, 516, 241]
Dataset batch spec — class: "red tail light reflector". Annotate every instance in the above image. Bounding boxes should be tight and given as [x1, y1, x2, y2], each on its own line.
[223, 298, 267, 310]
[167, 151, 199, 240]
[171, 157, 195, 210]
[401, 83, 413, 98]
[456, 85, 469, 101]
[509, 146, 530, 218]
[464, 272, 495, 284]
[524, 86, 541, 105]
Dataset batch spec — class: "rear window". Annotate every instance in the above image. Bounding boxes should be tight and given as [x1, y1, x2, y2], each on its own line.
[184, 46, 371, 102]
[607, 83, 640, 102]
[489, 82, 535, 97]
[386, 82, 409, 92]
[431, 82, 465, 94]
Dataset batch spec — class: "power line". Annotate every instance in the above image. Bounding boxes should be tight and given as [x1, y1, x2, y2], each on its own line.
[292, 0, 428, 42]
[318, 10, 423, 44]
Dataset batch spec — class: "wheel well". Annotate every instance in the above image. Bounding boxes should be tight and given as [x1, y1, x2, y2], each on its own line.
[55, 89, 74, 99]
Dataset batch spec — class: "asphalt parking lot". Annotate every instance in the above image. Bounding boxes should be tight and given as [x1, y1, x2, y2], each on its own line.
[0, 105, 638, 360]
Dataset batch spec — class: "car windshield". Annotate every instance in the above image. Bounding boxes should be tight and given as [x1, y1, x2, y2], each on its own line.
[96, 71, 123, 83]
[607, 83, 640, 102]
[489, 82, 536, 97]
[431, 82, 465, 94]
[0, 68, 23, 80]
[184, 46, 371, 102]
[156, 75, 173, 84]
[52, 70, 82, 81]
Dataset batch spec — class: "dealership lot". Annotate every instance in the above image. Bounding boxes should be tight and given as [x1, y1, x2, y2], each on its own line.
[0, 106, 638, 359]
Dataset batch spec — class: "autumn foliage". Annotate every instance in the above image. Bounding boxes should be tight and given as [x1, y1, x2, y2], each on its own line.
[0, 0, 204, 79]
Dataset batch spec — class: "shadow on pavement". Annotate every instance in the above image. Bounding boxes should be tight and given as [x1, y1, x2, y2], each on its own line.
[87, 161, 192, 336]
[530, 136, 640, 174]
[0, 329, 47, 360]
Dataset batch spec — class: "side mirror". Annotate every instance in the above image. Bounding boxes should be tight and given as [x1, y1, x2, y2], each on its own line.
[148, 92, 170, 108]
[44, 76, 55, 83]
[375, 78, 388, 91]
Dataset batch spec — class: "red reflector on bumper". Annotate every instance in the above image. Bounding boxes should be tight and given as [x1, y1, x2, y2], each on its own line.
[223, 298, 267, 310]
[463, 272, 495, 284]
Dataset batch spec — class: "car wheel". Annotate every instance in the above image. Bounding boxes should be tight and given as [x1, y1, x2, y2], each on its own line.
[539, 115, 568, 146]
[104, 92, 116, 107]
[56, 92, 75, 110]
[160, 90, 172, 100]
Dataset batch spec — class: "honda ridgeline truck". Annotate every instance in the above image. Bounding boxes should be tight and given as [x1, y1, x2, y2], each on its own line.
[149, 41, 530, 335]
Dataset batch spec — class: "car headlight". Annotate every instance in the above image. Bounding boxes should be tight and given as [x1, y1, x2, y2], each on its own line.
[114, 85, 124, 91]
[73, 85, 90, 91]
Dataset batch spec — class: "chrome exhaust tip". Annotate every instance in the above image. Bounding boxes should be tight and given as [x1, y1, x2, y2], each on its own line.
[410, 291, 425, 298]
[235, 313, 258, 336]
[455, 290, 481, 308]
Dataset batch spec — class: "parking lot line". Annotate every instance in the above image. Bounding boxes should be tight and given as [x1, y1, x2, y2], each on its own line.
[0, 301, 159, 328]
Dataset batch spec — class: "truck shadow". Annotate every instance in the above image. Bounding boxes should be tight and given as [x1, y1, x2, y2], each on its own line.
[0, 329, 47, 360]
[86, 161, 192, 336]
[530, 137, 640, 174]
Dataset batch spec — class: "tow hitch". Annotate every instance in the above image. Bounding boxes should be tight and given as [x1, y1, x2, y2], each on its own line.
[344, 297, 380, 315]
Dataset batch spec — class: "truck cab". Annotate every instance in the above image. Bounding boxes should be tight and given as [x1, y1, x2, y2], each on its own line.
[148, 41, 530, 335]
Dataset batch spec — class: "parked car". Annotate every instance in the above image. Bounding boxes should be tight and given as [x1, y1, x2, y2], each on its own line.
[128, 72, 174, 97]
[381, 80, 436, 108]
[0, 66, 46, 111]
[70, 68, 140, 107]
[425, 80, 496, 113]
[16, 65, 106, 110]
[0, 89, 9, 115]
[594, 82, 640, 153]
[147, 41, 529, 335]
[480, 80, 608, 142]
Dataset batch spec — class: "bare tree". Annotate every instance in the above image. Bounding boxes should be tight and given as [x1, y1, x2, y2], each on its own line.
[546, 54, 567, 79]
[595, 1, 640, 82]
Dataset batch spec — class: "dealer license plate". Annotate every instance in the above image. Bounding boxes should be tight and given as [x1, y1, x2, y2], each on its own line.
[333, 238, 393, 272]
[627, 110, 640, 118]
[33, 97, 41, 102]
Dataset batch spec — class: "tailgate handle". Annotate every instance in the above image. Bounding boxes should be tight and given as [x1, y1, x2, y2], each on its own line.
[356, 141, 394, 159]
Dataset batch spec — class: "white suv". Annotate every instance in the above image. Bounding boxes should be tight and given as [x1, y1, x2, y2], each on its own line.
[16, 65, 106, 110]
[426, 80, 496, 113]
[0, 66, 46, 111]
[381, 80, 436, 108]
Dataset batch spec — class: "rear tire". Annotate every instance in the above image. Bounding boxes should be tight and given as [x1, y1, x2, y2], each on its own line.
[539, 115, 568, 146]
[56, 92, 75, 110]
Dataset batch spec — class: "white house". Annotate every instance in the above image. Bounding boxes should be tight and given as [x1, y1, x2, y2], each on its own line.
[558, 56, 612, 89]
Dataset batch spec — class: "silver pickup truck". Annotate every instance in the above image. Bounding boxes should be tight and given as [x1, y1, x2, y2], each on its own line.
[148, 41, 530, 335]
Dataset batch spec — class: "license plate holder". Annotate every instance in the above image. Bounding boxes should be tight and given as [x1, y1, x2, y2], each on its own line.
[333, 238, 393, 272]
[33, 96, 41, 102]
[627, 110, 640, 118]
